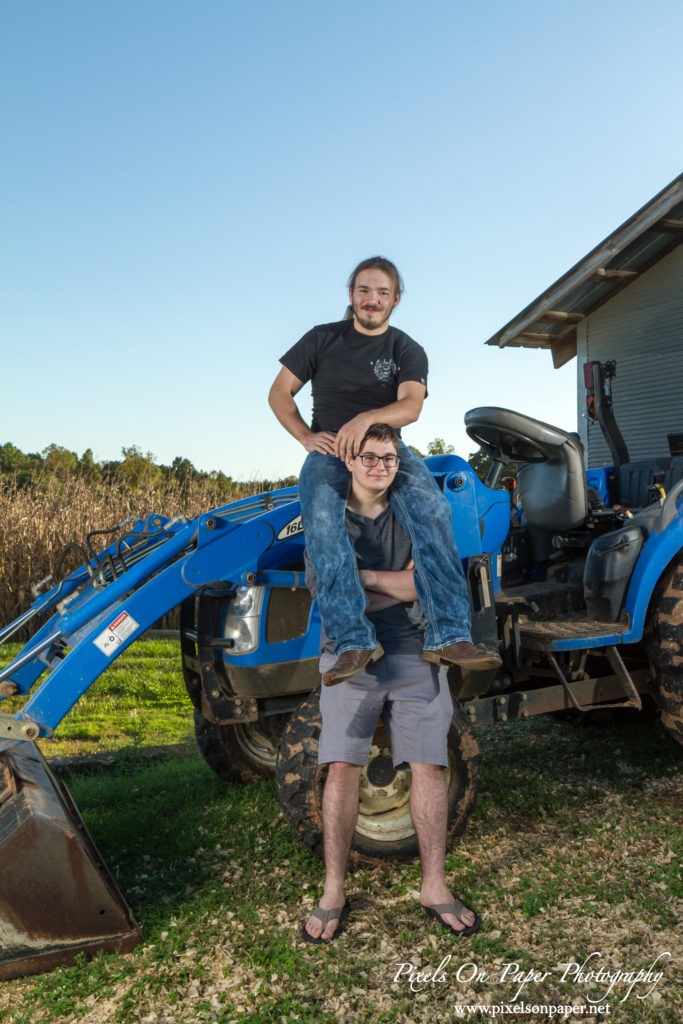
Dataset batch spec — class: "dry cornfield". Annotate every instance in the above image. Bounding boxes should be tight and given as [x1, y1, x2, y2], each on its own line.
[0, 473, 266, 628]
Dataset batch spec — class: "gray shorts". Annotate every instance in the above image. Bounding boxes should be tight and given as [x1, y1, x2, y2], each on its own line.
[318, 650, 453, 769]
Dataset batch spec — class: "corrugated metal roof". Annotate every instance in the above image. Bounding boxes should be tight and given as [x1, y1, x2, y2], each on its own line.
[485, 173, 683, 368]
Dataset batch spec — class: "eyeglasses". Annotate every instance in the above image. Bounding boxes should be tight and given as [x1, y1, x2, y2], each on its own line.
[355, 453, 400, 468]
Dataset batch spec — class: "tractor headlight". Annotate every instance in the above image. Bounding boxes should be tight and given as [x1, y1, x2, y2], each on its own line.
[224, 586, 264, 654]
[230, 586, 262, 617]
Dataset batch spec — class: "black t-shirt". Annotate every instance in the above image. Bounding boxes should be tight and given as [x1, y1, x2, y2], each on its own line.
[304, 504, 427, 655]
[280, 320, 428, 432]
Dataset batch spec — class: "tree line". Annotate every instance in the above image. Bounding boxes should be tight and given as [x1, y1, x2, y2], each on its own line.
[1, 438, 504, 491]
[0, 442, 297, 493]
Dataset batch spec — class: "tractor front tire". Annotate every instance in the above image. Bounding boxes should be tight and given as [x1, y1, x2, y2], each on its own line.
[194, 710, 289, 783]
[646, 553, 683, 745]
[275, 688, 481, 865]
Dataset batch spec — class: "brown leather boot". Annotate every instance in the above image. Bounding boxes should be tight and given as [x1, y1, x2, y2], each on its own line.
[422, 641, 501, 670]
[323, 645, 385, 687]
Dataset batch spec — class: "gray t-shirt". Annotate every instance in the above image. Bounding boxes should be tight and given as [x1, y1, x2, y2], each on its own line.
[304, 504, 427, 655]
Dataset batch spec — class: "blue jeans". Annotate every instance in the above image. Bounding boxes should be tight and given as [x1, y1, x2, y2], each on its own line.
[298, 443, 472, 654]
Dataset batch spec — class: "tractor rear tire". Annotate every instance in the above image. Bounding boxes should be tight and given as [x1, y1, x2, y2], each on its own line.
[275, 688, 481, 866]
[646, 553, 683, 745]
[194, 710, 289, 783]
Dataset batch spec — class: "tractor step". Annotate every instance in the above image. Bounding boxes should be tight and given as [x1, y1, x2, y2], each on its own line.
[518, 613, 628, 649]
[497, 583, 629, 650]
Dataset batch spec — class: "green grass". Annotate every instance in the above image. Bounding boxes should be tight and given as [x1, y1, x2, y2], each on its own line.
[0, 637, 194, 755]
[0, 641, 681, 1023]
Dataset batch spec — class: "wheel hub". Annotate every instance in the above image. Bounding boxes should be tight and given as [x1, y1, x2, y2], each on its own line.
[234, 722, 277, 768]
[356, 743, 414, 841]
[366, 753, 395, 786]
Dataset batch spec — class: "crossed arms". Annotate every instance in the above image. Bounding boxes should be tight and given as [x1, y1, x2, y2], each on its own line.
[304, 556, 417, 613]
[360, 560, 417, 612]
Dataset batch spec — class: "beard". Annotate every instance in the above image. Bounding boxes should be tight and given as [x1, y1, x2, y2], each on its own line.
[353, 303, 392, 332]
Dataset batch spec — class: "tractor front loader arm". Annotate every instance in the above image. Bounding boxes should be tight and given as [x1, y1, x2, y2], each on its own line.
[0, 504, 295, 752]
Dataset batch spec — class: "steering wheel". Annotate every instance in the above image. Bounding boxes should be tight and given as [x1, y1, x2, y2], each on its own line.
[465, 408, 557, 464]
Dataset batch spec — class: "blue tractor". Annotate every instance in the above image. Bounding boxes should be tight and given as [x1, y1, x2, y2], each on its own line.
[1, 360, 681, 977]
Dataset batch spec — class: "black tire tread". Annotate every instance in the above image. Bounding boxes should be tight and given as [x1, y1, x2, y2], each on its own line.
[194, 710, 275, 784]
[646, 553, 683, 745]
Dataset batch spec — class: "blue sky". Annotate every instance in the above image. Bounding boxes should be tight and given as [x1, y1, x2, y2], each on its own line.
[2, 0, 681, 480]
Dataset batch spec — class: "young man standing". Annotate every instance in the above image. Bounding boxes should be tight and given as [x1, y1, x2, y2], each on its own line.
[302, 424, 481, 943]
[269, 256, 500, 686]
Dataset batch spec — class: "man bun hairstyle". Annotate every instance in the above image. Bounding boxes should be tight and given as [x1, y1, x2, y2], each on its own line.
[344, 256, 404, 320]
[359, 422, 400, 453]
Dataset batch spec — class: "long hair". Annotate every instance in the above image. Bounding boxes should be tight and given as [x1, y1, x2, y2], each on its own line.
[344, 256, 404, 320]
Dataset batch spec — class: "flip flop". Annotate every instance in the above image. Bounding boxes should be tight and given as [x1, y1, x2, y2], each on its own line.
[423, 900, 482, 937]
[301, 899, 351, 944]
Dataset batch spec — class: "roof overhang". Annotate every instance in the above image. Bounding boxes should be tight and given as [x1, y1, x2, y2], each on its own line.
[485, 173, 683, 368]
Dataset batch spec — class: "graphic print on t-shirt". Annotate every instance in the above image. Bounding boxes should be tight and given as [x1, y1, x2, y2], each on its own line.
[371, 357, 398, 384]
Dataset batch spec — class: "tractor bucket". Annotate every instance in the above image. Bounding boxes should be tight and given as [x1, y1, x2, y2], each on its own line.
[0, 742, 141, 980]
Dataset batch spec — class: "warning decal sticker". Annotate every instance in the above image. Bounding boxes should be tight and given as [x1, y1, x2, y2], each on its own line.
[94, 611, 140, 657]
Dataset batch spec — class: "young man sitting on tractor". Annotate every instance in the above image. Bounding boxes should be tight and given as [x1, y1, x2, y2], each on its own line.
[269, 255, 500, 686]
[301, 423, 481, 943]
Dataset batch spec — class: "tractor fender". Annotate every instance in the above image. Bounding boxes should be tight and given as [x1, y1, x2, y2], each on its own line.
[621, 505, 683, 642]
[423, 454, 511, 567]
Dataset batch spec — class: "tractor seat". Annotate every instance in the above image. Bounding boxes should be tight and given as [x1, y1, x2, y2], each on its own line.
[617, 456, 683, 508]
[465, 407, 589, 532]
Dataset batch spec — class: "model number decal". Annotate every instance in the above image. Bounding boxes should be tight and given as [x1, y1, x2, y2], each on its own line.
[277, 515, 304, 541]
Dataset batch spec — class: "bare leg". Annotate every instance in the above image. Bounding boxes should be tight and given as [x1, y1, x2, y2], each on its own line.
[410, 762, 475, 933]
[304, 762, 362, 941]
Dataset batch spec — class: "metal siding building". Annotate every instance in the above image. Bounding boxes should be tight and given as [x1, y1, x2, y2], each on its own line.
[485, 174, 683, 467]
[577, 245, 683, 467]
